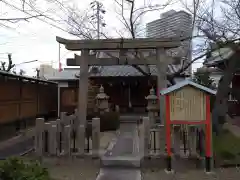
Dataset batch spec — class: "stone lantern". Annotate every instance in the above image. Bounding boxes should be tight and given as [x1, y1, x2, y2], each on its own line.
[145, 87, 158, 126]
[96, 85, 109, 114]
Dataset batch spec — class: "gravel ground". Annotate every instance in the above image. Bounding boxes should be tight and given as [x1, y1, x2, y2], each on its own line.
[0, 138, 34, 159]
[142, 167, 240, 180]
[42, 157, 100, 180]
[141, 157, 240, 180]
[21, 131, 117, 180]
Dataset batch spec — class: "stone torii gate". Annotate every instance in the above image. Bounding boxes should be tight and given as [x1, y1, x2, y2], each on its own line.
[56, 36, 181, 155]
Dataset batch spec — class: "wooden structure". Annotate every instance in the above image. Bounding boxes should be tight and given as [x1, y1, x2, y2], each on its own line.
[160, 80, 216, 172]
[51, 73, 163, 114]
[56, 36, 182, 154]
[0, 70, 57, 140]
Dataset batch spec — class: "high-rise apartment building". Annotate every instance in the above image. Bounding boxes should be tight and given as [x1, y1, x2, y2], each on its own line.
[146, 10, 192, 74]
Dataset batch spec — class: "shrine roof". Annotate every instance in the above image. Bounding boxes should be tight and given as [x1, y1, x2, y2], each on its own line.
[160, 79, 217, 95]
[45, 65, 189, 81]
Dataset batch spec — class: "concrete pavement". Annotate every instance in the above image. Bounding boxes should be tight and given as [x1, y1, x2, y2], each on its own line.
[0, 138, 34, 159]
[97, 123, 142, 180]
[0, 128, 34, 159]
[96, 168, 141, 180]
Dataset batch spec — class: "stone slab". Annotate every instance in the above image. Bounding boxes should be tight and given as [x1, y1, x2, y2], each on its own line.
[96, 168, 141, 180]
[101, 156, 141, 168]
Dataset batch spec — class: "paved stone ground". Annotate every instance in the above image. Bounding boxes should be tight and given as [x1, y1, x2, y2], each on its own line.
[96, 168, 141, 180]
[37, 157, 100, 180]
[22, 131, 117, 180]
[97, 123, 142, 180]
[0, 128, 35, 159]
[104, 124, 134, 157]
[142, 167, 240, 180]
[0, 138, 34, 159]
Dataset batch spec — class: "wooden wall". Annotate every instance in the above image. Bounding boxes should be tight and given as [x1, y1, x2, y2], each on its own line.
[60, 80, 99, 113]
[0, 77, 57, 125]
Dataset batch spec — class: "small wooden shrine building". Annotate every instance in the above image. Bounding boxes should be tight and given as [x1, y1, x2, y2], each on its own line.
[46, 66, 188, 114]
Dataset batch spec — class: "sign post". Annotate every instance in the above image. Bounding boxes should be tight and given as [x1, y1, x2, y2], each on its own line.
[160, 80, 216, 173]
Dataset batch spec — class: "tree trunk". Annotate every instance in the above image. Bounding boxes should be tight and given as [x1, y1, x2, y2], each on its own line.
[212, 52, 240, 133]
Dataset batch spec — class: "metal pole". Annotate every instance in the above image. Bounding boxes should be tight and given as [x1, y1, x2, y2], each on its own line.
[58, 43, 61, 72]
[96, 1, 100, 39]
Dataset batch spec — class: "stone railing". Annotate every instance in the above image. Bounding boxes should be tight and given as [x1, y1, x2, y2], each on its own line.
[138, 117, 203, 158]
[34, 112, 100, 158]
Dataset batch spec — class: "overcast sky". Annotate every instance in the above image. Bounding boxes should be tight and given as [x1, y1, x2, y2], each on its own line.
[0, 0, 202, 76]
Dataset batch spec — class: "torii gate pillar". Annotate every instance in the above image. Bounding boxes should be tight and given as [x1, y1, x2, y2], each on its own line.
[76, 50, 89, 154]
[156, 48, 168, 125]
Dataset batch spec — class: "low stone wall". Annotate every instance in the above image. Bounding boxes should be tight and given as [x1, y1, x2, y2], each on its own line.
[34, 112, 101, 158]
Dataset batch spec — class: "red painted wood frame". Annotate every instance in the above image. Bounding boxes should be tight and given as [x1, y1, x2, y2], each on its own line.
[165, 95, 211, 157]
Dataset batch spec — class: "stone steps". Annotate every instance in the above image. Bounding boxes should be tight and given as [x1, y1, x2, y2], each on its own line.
[96, 168, 141, 180]
[101, 156, 141, 168]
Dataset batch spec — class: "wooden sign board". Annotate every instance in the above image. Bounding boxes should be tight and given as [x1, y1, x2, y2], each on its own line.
[160, 80, 216, 124]
[169, 86, 206, 122]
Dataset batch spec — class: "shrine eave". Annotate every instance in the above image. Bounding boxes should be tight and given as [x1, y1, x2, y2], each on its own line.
[56, 36, 181, 50]
[160, 79, 217, 95]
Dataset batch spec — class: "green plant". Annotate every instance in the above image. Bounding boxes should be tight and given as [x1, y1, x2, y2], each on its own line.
[220, 151, 236, 160]
[100, 111, 120, 132]
[87, 111, 120, 132]
[0, 157, 50, 180]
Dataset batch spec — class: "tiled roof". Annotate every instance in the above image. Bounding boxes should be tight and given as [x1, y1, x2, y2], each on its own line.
[46, 64, 187, 81]
[204, 47, 234, 66]
[46, 49, 190, 81]
[90, 65, 157, 77]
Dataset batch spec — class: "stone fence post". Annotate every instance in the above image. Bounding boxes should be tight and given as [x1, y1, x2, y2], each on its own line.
[188, 126, 197, 157]
[49, 125, 57, 156]
[92, 117, 100, 158]
[157, 124, 165, 155]
[35, 118, 45, 156]
[173, 125, 181, 157]
[77, 124, 85, 156]
[143, 117, 150, 157]
[63, 125, 71, 156]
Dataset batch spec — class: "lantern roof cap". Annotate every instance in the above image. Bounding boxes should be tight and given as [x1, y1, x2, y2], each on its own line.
[96, 85, 109, 99]
[146, 87, 158, 100]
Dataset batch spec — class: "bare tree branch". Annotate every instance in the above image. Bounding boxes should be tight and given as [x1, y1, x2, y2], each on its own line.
[0, 14, 44, 23]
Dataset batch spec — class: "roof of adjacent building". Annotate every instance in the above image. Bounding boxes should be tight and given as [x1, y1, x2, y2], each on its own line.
[204, 47, 234, 66]
[0, 70, 56, 84]
[160, 79, 217, 95]
[45, 65, 189, 81]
